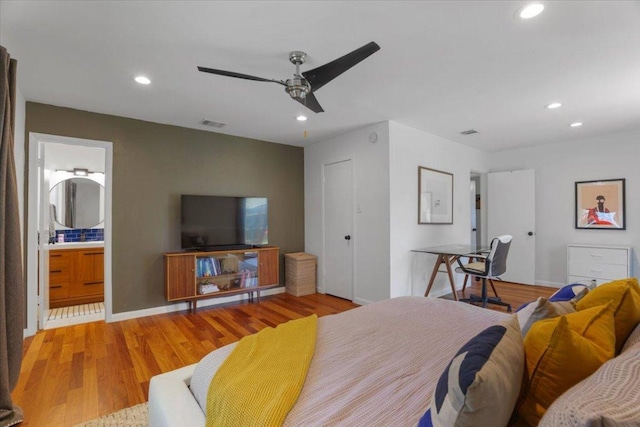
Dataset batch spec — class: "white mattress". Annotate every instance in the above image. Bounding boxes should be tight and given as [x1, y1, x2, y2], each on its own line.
[150, 296, 508, 427]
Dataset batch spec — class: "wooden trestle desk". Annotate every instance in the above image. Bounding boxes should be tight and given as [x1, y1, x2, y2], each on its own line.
[411, 244, 490, 301]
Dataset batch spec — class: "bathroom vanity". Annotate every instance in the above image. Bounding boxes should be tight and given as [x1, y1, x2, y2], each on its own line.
[48, 242, 104, 308]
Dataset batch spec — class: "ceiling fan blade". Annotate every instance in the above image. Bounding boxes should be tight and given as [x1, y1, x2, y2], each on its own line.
[302, 41, 380, 92]
[197, 66, 285, 86]
[294, 92, 324, 113]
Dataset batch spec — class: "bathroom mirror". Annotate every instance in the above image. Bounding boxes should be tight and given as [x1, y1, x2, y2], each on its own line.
[49, 178, 105, 229]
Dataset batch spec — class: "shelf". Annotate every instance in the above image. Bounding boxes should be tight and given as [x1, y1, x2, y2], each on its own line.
[165, 246, 280, 311]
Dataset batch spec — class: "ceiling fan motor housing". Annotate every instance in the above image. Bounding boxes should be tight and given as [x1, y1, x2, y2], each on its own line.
[286, 51, 310, 99]
[285, 77, 311, 99]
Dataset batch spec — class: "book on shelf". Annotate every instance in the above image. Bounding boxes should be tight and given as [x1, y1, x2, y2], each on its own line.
[197, 257, 223, 277]
[239, 270, 257, 288]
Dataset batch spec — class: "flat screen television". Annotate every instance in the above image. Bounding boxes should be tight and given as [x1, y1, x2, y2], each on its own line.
[181, 195, 268, 250]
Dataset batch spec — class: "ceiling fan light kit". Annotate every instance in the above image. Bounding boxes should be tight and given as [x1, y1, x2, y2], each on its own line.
[198, 41, 380, 114]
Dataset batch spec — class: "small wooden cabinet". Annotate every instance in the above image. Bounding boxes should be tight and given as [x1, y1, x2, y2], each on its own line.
[165, 247, 280, 311]
[49, 247, 104, 308]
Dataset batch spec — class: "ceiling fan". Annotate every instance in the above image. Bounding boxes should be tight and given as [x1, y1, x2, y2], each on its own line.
[197, 41, 380, 113]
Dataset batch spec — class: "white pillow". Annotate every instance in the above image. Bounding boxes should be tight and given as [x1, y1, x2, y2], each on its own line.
[189, 343, 236, 411]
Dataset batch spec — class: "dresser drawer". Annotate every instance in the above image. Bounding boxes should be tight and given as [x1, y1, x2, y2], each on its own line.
[49, 252, 73, 272]
[49, 272, 72, 285]
[569, 261, 628, 280]
[71, 281, 104, 297]
[49, 282, 70, 300]
[568, 246, 629, 265]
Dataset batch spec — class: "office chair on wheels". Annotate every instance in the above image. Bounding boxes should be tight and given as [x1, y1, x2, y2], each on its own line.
[456, 235, 513, 312]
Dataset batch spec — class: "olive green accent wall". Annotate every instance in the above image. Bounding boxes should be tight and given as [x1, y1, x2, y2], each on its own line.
[25, 102, 304, 313]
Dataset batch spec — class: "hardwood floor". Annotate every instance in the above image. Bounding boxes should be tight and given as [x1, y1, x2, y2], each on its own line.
[445, 279, 557, 312]
[13, 293, 358, 426]
[13, 284, 554, 426]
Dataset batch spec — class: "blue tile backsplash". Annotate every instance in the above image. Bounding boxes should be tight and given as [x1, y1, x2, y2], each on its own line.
[55, 228, 104, 243]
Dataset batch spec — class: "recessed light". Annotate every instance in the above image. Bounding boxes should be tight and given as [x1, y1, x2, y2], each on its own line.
[570, 122, 583, 127]
[519, 3, 544, 19]
[296, 114, 307, 122]
[545, 102, 562, 109]
[134, 75, 151, 85]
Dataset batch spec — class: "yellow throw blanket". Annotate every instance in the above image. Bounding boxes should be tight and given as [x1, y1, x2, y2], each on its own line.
[205, 315, 318, 427]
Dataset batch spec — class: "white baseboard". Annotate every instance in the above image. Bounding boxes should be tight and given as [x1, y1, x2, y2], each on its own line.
[421, 286, 456, 299]
[534, 280, 564, 288]
[353, 297, 375, 305]
[110, 287, 285, 323]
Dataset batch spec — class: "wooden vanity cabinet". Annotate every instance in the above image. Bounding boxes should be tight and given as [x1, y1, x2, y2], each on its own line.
[49, 247, 104, 308]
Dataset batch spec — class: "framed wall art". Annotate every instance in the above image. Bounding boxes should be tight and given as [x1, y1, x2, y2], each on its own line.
[575, 178, 625, 230]
[418, 166, 453, 224]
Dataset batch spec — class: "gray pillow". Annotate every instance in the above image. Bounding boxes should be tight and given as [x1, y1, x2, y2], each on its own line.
[517, 297, 575, 337]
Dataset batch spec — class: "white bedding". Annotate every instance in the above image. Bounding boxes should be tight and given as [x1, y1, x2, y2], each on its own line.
[150, 296, 508, 427]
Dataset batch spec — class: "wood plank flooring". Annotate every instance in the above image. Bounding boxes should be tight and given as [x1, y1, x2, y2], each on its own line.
[12, 284, 555, 426]
[13, 293, 358, 427]
[449, 279, 557, 311]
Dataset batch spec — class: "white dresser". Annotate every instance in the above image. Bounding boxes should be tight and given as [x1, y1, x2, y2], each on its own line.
[567, 244, 633, 286]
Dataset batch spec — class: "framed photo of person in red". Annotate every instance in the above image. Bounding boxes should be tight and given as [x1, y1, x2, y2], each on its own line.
[575, 178, 625, 230]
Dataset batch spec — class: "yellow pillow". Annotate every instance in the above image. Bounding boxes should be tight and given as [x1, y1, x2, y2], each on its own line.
[518, 304, 615, 426]
[576, 277, 640, 354]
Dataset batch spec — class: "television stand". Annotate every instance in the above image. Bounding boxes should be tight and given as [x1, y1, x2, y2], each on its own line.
[165, 246, 280, 312]
[190, 244, 252, 252]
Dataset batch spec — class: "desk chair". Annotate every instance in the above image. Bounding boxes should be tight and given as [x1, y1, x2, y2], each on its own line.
[461, 256, 499, 298]
[456, 235, 513, 312]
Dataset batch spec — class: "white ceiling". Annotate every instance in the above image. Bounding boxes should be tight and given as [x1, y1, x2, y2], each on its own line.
[1, 1, 639, 152]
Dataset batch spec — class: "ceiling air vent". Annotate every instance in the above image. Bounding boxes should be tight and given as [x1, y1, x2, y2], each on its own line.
[460, 129, 478, 135]
[200, 119, 226, 128]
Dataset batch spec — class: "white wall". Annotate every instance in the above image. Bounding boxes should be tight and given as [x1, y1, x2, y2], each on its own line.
[389, 122, 489, 298]
[490, 129, 640, 286]
[305, 122, 391, 304]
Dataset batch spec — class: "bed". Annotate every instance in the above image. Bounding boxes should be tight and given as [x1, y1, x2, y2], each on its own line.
[149, 281, 640, 427]
[148, 296, 509, 427]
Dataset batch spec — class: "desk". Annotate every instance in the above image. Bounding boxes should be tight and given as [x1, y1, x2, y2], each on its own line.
[412, 244, 489, 300]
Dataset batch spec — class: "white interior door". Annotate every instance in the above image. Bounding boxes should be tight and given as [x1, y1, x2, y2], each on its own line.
[323, 160, 354, 300]
[37, 142, 50, 329]
[487, 169, 536, 284]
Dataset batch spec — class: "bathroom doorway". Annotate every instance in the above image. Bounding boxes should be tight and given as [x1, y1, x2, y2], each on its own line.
[470, 173, 483, 248]
[26, 133, 113, 334]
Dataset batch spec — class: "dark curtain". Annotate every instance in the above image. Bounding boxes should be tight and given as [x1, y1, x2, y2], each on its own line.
[0, 45, 24, 427]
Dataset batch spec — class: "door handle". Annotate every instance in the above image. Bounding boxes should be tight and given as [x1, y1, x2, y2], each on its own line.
[527, 231, 534, 236]
[344, 235, 351, 240]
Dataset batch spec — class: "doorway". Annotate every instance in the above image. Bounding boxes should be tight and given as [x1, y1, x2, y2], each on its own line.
[487, 169, 536, 285]
[470, 174, 482, 248]
[26, 133, 113, 334]
[322, 159, 354, 301]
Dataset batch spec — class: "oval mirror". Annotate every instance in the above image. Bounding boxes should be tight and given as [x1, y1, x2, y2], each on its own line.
[49, 178, 105, 229]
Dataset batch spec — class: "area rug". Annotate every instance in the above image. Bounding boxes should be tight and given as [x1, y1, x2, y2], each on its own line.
[74, 403, 148, 427]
